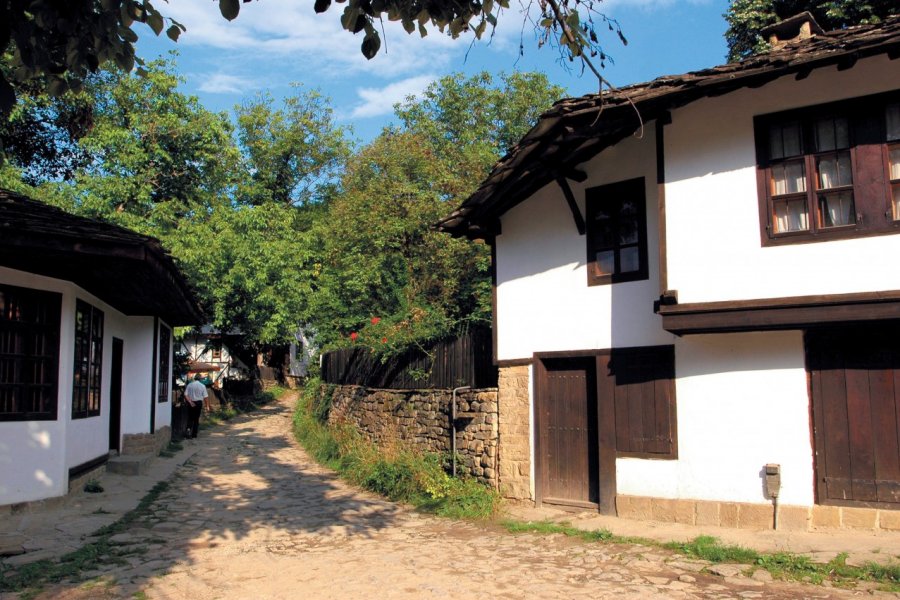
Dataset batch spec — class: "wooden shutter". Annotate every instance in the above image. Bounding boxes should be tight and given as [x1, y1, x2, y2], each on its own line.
[609, 345, 677, 459]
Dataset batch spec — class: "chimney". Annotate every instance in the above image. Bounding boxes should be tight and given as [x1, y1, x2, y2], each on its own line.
[760, 12, 825, 49]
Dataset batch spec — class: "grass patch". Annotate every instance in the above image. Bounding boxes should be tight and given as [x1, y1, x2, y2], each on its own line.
[500, 520, 900, 592]
[293, 377, 501, 520]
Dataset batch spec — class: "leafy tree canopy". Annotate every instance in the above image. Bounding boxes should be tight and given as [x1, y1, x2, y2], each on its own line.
[724, 0, 899, 61]
[310, 72, 564, 352]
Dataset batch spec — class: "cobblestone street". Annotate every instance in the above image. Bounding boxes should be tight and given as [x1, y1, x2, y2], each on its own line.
[8, 393, 892, 599]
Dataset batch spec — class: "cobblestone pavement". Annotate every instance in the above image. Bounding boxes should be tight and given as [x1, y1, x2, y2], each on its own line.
[10, 394, 895, 599]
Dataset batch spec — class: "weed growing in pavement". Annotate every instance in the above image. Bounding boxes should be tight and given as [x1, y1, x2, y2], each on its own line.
[83, 479, 104, 493]
[0, 480, 172, 595]
[501, 521, 900, 592]
[293, 377, 501, 520]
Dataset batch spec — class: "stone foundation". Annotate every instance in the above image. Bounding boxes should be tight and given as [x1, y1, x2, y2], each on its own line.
[497, 365, 532, 500]
[327, 385, 499, 487]
[121, 426, 171, 456]
[616, 494, 900, 532]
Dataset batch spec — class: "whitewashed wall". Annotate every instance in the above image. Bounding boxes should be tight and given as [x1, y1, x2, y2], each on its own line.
[0, 266, 168, 505]
[616, 331, 814, 505]
[666, 54, 900, 304]
[495, 122, 675, 361]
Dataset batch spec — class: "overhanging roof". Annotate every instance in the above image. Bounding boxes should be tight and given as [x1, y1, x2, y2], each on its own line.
[0, 190, 204, 325]
[437, 16, 900, 239]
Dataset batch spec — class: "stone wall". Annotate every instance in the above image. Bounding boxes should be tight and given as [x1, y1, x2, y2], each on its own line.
[121, 426, 171, 456]
[497, 365, 532, 500]
[327, 385, 499, 487]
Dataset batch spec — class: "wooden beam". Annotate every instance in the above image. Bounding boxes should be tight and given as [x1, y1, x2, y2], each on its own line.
[564, 168, 588, 182]
[556, 177, 586, 235]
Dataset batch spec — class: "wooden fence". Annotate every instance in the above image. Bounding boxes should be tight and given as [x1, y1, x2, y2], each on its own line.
[321, 328, 497, 389]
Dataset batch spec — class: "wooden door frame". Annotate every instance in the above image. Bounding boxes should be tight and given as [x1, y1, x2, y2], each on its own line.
[533, 350, 617, 515]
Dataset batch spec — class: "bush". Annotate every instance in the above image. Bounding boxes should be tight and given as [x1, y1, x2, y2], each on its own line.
[294, 378, 500, 520]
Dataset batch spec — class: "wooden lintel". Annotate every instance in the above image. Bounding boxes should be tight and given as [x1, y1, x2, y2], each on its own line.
[556, 177, 586, 236]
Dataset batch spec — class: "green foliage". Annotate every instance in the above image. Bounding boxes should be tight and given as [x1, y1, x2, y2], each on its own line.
[0, 1, 186, 117]
[294, 379, 500, 519]
[724, 0, 899, 60]
[310, 72, 563, 352]
[236, 87, 351, 206]
[663, 535, 759, 563]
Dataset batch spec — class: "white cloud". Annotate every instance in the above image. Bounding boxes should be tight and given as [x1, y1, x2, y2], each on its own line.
[159, 0, 469, 78]
[349, 75, 438, 119]
[198, 73, 256, 94]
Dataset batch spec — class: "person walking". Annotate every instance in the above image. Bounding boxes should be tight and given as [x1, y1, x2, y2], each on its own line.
[184, 374, 208, 439]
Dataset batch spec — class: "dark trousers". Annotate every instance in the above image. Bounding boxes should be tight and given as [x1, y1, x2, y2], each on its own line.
[186, 402, 203, 438]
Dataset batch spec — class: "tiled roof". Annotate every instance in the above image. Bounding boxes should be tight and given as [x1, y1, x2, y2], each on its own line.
[0, 189, 204, 325]
[437, 16, 900, 238]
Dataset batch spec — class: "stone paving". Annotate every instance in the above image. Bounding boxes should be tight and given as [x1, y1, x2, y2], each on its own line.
[2, 393, 898, 599]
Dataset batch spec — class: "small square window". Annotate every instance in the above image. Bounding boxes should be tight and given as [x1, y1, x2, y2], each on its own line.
[586, 178, 648, 286]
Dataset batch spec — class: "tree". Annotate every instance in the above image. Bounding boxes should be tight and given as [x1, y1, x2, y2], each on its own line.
[724, 0, 899, 61]
[235, 87, 351, 206]
[309, 72, 563, 351]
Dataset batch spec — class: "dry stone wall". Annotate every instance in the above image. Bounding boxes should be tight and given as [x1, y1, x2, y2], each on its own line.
[497, 365, 532, 500]
[327, 385, 499, 487]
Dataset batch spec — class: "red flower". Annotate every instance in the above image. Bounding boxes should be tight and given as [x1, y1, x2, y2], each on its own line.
[371, 317, 381, 325]
[350, 332, 358, 341]
[381, 337, 387, 343]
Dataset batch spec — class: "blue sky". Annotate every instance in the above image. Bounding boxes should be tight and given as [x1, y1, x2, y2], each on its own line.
[136, 0, 731, 143]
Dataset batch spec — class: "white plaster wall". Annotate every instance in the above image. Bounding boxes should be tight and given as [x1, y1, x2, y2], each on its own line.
[665, 54, 900, 303]
[495, 122, 675, 360]
[616, 331, 814, 506]
[120, 317, 155, 435]
[0, 266, 168, 505]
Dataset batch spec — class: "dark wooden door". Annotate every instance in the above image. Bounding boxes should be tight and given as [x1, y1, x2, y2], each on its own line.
[109, 337, 123, 453]
[538, 357, 599, 508]
[807, 327, 900, 507]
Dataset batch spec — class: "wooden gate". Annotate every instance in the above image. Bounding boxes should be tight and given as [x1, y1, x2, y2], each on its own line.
[535, 357, 600, 509]
[807, 326, 900, 508]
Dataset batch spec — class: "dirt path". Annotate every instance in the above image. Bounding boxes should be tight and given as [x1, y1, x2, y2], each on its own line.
[22, 393, 874, 599]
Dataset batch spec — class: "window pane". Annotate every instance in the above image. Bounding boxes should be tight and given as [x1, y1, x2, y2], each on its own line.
[890, 145, 900, 181]
[818, 192, 855, 228]
[817, 152, 852, 189]
[769, 123, 802, 159]
[620, 247, 640, 273]
[774, 198, 809, 232]
[814, 117, 849, 151]
[887, 104, 900, 141]
[772, 160, 806, 195]
[596, 251, 615, 275]
[892, 184, 900, 220]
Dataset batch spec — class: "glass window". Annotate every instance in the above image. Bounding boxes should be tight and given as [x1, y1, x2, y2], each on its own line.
[586, 178, 648, 285]
[757, 95, 900, 242]
[73, 300, 103, 419]
[0, 285, 61, 421]
[157, 323, 170, 403]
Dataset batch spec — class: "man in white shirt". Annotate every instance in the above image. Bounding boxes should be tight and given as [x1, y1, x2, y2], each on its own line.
[184, 374, 208, 439]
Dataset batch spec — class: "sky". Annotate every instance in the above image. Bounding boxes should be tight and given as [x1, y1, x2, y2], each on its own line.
[136, 0, 731, 143]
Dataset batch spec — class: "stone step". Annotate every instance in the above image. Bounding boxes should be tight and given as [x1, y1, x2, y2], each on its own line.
[107, 453, 155, 476]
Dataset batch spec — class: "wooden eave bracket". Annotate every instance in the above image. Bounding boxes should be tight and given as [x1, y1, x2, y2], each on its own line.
[556, 176, 586, 235]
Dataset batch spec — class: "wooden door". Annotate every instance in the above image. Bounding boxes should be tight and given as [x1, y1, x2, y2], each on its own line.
[109, 338, 123, 453]
[537, 357, 599, 508]
[807, 327, 900, 507]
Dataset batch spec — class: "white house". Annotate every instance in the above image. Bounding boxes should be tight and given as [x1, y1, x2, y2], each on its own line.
[0, 191, 203, 506]
[180, 326, 251, 385]
[439, 15, 900, 531]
